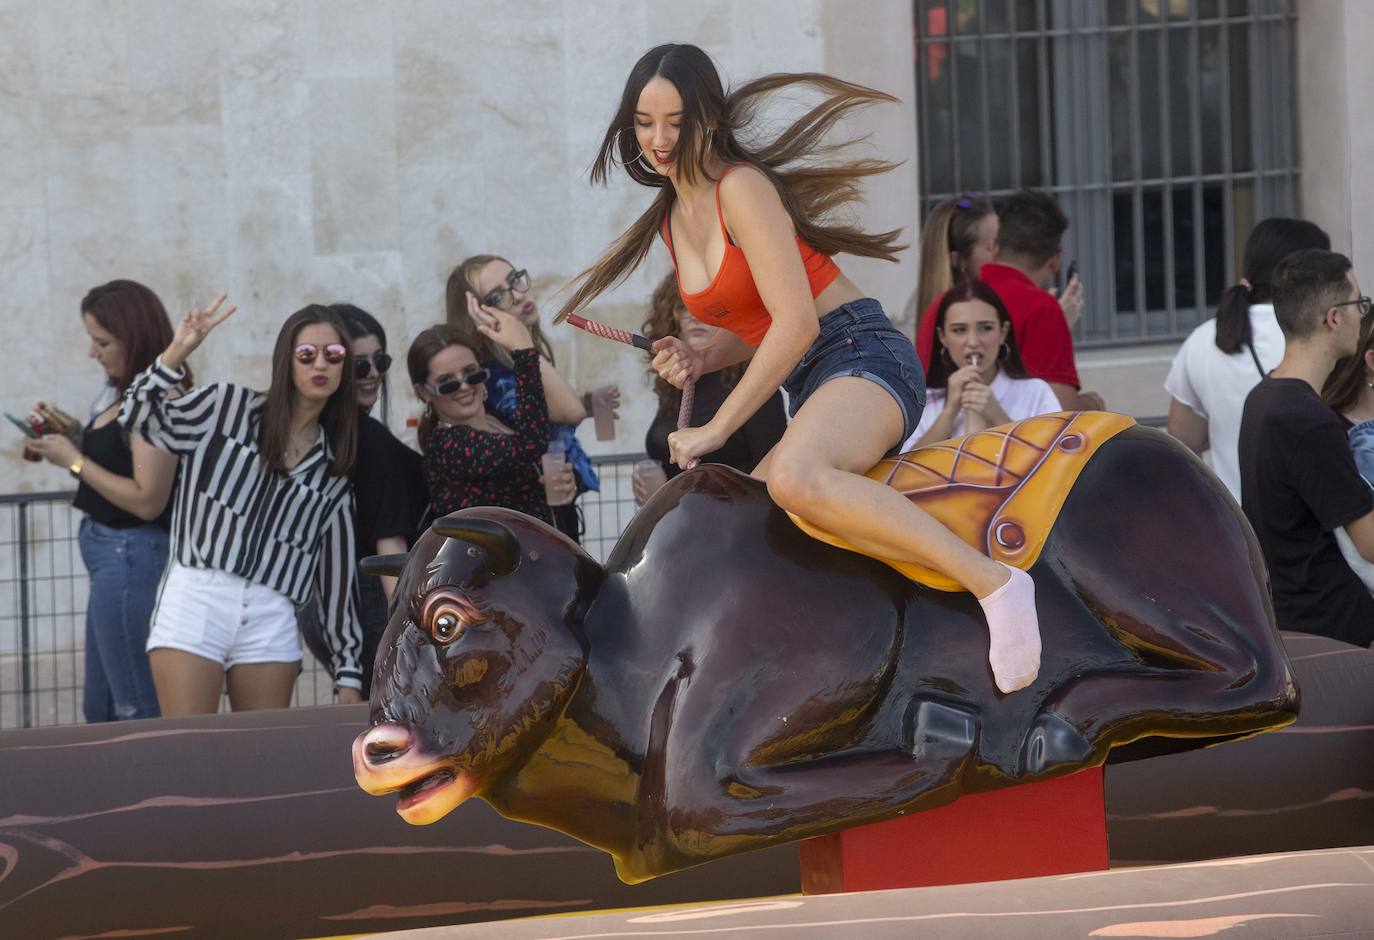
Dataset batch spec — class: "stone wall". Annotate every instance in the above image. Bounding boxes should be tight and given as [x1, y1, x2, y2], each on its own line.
[0, 0, 918, 494]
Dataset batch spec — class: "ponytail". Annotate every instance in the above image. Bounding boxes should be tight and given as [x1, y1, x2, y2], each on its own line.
[1215, 217, 1332, 355]
[1214, 281, 1254, 355]
[915, 203, 958, 319]
[915, 194, 996, 333]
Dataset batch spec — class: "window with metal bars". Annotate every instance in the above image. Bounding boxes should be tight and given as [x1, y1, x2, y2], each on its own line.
[914, 0, 1298, 347]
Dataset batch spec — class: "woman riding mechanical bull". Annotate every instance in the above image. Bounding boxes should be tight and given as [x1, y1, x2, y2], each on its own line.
[353, 44, 1298, 884]
[554, 43, 1041, 694]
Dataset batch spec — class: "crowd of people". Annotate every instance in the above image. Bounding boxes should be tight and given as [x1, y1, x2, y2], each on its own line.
[24, 257, 621, 719]
[19, 41, 1372, 727]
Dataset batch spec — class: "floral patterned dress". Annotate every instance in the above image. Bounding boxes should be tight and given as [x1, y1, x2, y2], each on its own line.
[423, 348, 552, 524]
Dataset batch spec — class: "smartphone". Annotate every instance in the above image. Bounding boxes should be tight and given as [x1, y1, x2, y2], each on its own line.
[6, 413, 41, 439]
[1063, 260, 1079, 289]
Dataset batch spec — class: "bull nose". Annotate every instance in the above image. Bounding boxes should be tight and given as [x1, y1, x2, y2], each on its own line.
[360, 722, 413, 766]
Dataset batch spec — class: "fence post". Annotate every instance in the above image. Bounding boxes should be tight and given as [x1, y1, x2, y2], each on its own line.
[17, 498, 33, 729]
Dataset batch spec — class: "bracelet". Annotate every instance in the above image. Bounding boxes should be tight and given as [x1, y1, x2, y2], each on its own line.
[68, 456, 86, 479]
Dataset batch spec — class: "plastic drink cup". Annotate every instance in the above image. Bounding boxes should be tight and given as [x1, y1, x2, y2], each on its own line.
[592, 386, 616, 441]
[541, 440, 572, 507]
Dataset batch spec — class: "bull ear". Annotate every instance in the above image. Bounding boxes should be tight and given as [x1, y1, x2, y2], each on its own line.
[359, 554, 408, 578]
[432, 515, 520, 576]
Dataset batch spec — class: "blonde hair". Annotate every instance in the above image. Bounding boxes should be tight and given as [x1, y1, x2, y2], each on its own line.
[914, 195, 996, 323]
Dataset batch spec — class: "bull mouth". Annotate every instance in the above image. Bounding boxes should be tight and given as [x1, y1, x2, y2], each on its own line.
[395, 766, 479, 825]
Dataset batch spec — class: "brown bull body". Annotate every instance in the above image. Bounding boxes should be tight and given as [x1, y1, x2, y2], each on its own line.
[354, 427, 1299, 883]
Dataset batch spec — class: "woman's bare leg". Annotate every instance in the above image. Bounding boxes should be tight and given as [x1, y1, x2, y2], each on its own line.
[225, 662, 299, 711]
[764, 377, 1041, 692]
[149, 648, 225, 716]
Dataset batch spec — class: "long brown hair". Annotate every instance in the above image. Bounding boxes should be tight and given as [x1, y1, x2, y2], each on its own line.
[407, 324, 473, 454]
[641, 274, 746, 420]
[260, 306, 357, 477]
[445, 255, 555, 368]
[915, 195, 996, 319]
[82, 279, 190, 394]
[555, 43, 905, 323]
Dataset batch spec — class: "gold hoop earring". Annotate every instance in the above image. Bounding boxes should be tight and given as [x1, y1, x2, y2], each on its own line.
[609, 127, 647, 168]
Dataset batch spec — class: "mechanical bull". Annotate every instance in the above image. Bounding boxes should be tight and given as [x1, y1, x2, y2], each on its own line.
[353, 414, 1299, 883]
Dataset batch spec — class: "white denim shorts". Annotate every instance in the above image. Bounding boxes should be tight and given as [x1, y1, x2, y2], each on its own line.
[148, 561, 303, 667]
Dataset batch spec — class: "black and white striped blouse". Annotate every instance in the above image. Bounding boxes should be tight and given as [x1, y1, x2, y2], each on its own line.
[120, 357, 363, 690]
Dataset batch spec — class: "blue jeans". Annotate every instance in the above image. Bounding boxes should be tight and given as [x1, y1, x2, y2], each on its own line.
[78, 518, 168, 721]
[1349, 419, 1374, 486]
[782, 298, 927, 456]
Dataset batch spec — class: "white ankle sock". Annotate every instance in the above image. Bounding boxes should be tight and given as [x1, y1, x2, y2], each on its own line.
[978, 564, 1042, 694]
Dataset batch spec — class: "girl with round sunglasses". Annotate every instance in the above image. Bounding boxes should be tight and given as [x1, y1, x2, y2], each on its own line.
[408, 310, 555, 525]
[294, 303, 428, 694]
[120, 300, 364, 714]
[557, 43, 1042, 694]
[446, 255, 616, 542]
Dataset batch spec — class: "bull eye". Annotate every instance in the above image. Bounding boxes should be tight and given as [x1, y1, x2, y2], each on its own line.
[432, 609, 464, 644]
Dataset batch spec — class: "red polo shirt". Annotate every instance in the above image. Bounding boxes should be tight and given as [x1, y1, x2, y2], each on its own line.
[915, 263, 1081, 389]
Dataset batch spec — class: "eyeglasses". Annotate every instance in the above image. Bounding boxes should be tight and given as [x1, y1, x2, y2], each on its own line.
[294, 343, 348, 366]
[1333, 295, 1374, 321]
[424, 368, 489, 398]
[354, 351, 393, 379]
[480, 269, 532, 310]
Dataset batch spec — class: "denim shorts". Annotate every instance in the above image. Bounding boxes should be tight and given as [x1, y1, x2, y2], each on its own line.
[783, 297, 927, 456]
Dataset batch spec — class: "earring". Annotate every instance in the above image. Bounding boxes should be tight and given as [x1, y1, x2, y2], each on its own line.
[999, 341, 1010, 361]
[609, 127, 647, 168]
[1366, 377, 1374, 390]
[939, 346, 953, 367]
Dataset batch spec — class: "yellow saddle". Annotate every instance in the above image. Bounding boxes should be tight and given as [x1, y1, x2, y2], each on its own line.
[788, 411, 1137, 592]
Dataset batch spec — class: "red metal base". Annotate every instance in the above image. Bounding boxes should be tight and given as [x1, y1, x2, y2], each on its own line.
[799, 767, 1108, 894]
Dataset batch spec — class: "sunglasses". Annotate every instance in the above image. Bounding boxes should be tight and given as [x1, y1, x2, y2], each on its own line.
[424, 368, 489, 398]
[480, 269, 532, 310]
[294, 343, 348, 366]
[354, 351, 393, 379]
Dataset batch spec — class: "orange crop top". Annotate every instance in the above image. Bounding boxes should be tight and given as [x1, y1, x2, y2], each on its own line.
[662, 165, 841, 348]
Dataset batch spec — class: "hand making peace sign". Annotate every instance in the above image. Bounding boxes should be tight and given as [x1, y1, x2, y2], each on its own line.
[163, 293, 237, 371]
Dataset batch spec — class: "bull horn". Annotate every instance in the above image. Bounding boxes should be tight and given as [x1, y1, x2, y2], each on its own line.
[359, 553, 409, 578]
[432, 516, 520, 576]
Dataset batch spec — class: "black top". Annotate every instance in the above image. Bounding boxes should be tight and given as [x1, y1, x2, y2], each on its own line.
[73, 419, 172, 530]
[646, 371, 788, 479]
[1238, 376, 1374, 645]
[353, 411, 428, 557]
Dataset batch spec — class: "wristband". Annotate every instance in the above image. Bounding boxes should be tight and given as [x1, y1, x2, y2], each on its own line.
[68, 456, 86, 479]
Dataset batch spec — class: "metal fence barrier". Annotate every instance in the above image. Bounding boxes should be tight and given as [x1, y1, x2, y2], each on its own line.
[0, 453, 647, 731]
[1, 422, 1172, 731]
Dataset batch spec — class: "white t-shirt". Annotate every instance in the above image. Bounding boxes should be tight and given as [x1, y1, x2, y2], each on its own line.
[1164, 304, 1284, 501]
[902, 370, 1062, 451]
